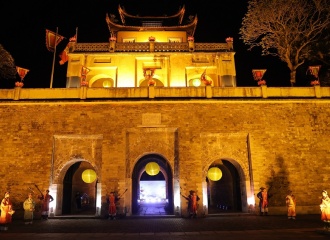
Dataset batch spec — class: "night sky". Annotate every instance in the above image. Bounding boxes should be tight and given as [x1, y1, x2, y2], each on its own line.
[1, 0, 291, 88]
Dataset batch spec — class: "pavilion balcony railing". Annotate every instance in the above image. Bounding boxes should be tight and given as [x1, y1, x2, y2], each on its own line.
[73, 42, 230, 53]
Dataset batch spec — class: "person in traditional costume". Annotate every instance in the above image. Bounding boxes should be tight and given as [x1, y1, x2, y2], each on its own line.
[320, 190, 330, 230]
[285, 190, 296, 219]
[0, 192, 14, 231]
[108, 192, 119, 220]
[257, 187, 272, 215]
[181, 190, 200, 218]
[23, 192, 36, 224]
[39, 190, 54, 220]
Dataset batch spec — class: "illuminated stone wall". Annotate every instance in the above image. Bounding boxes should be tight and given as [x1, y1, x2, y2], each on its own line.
[0, 99, 329, 216]
[66, 52, 236, 88]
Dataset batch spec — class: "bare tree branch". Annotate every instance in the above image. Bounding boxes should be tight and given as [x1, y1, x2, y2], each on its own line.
[0, 44, 17, 80]
[240, 0, 330, 86]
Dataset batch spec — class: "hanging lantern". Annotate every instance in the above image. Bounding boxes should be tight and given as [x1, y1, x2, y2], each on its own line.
[192, 78, 201, 87]
[252, 69, 267, 81]
[145, 162, 160, 176]
[82, 169, 97, 183]
[207, 167, 222, 181]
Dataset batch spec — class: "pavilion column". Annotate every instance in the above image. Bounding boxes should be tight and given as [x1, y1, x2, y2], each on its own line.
[109, 37, 116, 53]
[149, 36, 155, 52]
[188, 36, 195, 52]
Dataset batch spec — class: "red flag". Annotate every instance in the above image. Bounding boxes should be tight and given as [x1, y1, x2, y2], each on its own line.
[45, 29, 65, 52]
[69, 35, 77, 42]
[252, 69, 267, 81]
[200, 68, 212, 85]
[59, 48, 69, 65]
[200, 69, 207, 82]
[81, 66, 91, 76]
[16, 66, 30, 81]
[59, 35, 76, 65]
[80, 66, 91, 81]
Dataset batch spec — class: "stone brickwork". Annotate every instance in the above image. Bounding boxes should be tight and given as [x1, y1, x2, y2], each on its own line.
[0, 99, 329, 216]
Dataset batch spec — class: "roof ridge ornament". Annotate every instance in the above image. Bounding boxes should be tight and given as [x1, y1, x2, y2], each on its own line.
[118, 4, 185, 20]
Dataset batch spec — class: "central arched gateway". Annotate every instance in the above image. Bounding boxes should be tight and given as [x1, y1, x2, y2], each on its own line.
[131, 154, 174, 215]
[206, 159, 243, 214]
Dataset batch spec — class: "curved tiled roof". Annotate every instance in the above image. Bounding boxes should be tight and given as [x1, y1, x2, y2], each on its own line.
[106, 13, 198, 37]
[118, 5, 185, 25]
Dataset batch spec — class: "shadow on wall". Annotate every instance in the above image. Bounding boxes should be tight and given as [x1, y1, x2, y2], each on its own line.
[266, 155, 290, 207]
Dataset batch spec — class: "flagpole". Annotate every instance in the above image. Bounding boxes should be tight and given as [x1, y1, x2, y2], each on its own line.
[76, 27, 78, 43]
[50, 27, 58, 88]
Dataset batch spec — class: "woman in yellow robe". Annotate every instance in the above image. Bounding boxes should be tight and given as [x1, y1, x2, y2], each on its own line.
[0, 192, 14, 231]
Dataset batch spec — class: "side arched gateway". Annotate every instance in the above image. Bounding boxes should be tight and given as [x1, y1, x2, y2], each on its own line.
[50, 134, 103, 216]
[51, 159, 101, 216]
[61, 161, 98, 215]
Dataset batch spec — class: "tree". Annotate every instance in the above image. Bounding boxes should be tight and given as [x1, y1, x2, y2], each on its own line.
[239, 0, 330, 86]
[0, 44, 17, 83]
[309, 37, 330, 86]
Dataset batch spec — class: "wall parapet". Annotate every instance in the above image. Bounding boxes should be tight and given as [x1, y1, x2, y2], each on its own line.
[0, 85, 329, 101]
[73, 42, 230, 53]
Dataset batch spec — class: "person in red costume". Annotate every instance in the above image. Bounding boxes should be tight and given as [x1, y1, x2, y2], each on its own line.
[0, 192, 14, 231]
[108, 192, 119, 220]
[257, 187, 272, 216]
[182, 190, 200, 218]
[39, 190, 54, 220]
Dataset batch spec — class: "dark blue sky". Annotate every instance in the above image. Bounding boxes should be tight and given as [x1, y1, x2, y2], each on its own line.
[1, 0, 290, 88]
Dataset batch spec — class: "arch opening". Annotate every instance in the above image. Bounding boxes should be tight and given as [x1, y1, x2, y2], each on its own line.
[206, 159, 242, 214]
[132, 154, 173, 216]
[61, 161, 98, 215]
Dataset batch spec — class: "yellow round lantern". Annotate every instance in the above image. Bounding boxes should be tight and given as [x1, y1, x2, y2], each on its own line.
[192, 78, 201, 87]
[82, 169, 97, 183]
[207, 167, 222, 181]
[145, 162, 160, 176]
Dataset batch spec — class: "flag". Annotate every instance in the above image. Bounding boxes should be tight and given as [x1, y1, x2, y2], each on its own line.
[252, 69, 267, 81]
[200, 67, 212, 85]
[81, 66, 91, 76]
[59, 48, 69, 65]
[59, 34, 77, 65]
[69, 35, 77, 42]
[308, 65, 321, 78]
[16, 66, 30, 81]
[45, 29, 65, 52]
[200, 68, 207, 82]
[80, 66, 91, 81]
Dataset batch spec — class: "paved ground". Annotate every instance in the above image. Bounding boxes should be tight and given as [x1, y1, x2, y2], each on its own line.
[1, 214, 330, 240]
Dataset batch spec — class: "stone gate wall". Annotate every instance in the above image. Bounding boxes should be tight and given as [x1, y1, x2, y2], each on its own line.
[0, 99, 329, 216]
